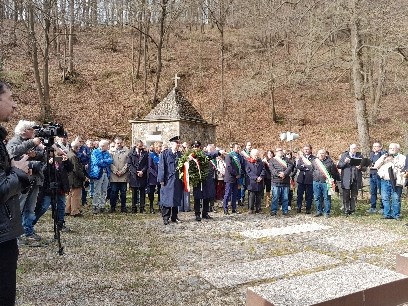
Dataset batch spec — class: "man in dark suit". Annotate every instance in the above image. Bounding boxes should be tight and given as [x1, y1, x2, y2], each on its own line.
[128, 140, 148, 213]
[296, 144, 315, 214]
[337, 143, 366, 215]
[223, 143, 242, 214]
[158, 136, 183, 225]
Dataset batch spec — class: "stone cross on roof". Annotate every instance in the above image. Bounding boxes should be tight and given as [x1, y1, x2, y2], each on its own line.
[174, 73, 180, 88]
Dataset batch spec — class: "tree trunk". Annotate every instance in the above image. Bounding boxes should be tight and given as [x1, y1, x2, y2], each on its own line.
[152, 0, 168, 106]
[28, 2, 47, 121]
[43, 0, 52, 121]
[369, 54, 385, 124]
[67, 0, 74, 76]
[350, 0, 370, 155]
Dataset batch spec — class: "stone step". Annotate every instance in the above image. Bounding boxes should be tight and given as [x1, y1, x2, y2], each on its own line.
[200, 251, 340, 288]
[247, 263, 408, 306]
[240, 222, 331, 239]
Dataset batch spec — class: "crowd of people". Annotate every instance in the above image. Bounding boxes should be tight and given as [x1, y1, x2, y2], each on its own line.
[1, 79, 408, 305]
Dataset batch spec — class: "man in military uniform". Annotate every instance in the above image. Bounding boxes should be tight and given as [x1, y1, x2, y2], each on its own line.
[158, 136, 183, 225]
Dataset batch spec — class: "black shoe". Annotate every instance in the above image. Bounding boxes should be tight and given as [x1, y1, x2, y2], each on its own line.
[140, 208, 146, 214]
[163, 219, 169, 225]
[224, 210, 229, 215]
[150, 207, 155, 214]
[296, 208, 301, 213]
[232, 210, 240, 214]
[195, 215, 202, 221]
[306, 209, 311, 214]
[121, 208, 128, 213]
[131, 208, 137, 214]
[270, 211, 277, 216]
[314, 213, 322, 217]
[171, 218, 182, 224]
[202, 214, 213, 219]
[110, 207, 116, 213]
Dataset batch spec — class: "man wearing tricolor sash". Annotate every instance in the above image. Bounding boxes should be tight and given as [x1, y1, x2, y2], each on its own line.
[312, 149, 338, 217]
[295, 145, 315, 214]
[269, 147, 295, 216]
[223, 143, 242, 214]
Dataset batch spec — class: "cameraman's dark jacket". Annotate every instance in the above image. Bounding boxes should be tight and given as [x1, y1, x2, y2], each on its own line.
[7, 135, 45, 186]
[0, 126, 30, 243]
[42, 159, 73, 196]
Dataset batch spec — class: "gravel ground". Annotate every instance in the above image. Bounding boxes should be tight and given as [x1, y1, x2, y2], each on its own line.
[15, 197, 408, 306]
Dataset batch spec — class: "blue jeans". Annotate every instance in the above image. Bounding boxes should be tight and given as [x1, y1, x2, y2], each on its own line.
[33, 194, 66, 226]
[370, 173, 383, 209]
[89, 179, 94, 197]
[313, 181, 331, 215]
[296, 183, 313, 210]
[110, 182, 127, 209]
[271, 186, 289, 214]
[381, 180, 402, 219]
[19, 185, 40, 236]
[223, 182, 238, 211]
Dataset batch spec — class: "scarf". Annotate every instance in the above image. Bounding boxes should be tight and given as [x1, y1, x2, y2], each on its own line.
[149, 151, 160, 165]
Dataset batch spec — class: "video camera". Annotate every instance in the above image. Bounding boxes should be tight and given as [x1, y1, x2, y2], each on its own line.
[32, 122, 65, 147]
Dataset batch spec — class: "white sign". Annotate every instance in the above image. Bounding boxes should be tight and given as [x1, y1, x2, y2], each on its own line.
[145, 134, 162, 142]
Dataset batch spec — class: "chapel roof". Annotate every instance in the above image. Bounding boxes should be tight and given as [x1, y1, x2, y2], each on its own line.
[143, 88, 209, 124]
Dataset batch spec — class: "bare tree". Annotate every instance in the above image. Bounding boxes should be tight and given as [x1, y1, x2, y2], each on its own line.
[349, 0, 370, 155]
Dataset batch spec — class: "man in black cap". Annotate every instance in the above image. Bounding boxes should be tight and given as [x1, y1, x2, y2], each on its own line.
[158, 136, 183, 224]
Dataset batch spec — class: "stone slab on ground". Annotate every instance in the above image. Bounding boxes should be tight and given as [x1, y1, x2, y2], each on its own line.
[240, 222, 332, 239]
[200, 251, 340, 288]
[247, 262, 408, 306]
[312, 227, 403, 251]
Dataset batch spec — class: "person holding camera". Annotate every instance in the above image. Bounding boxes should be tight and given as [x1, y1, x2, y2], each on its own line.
[0, 82, 30, 306]
[33, 148, 73, 233]
[6, 120, 44, 242]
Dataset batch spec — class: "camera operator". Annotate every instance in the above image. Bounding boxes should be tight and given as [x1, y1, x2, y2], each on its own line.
[6, 120, 45, 242]
[0, 82, 30, 306]
[33, 149, 73, 234]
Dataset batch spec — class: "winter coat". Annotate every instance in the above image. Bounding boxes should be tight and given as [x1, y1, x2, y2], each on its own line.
[7, 135, 45, 186]
[296, 155, 315, 185]
[0, 126, 30, 243]
[269, 157, 295, 186]
[224, 152, 241, 183]
[148, 151, 160, 186]
[312, 157, 337, 183]
[42, 159, 73, 195]
[337, 151, 365, 189]
[158, 149, 183, 207]
[127, 147, 148, 188]
[110, 146, 129, 183]
[89, 148, 113, 179]
[245, 158, 265, 192]
[67, 149, 86, 188]
[193, 151, 218, 200]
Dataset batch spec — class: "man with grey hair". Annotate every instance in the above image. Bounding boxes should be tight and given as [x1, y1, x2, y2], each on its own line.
[89, 139, 113, 214]
[374, 143, 406, 220]
[337, 143, 366, 215]
[7, 120, 44, 241]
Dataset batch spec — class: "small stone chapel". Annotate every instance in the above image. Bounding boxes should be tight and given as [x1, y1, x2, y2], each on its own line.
[129, 76, 216, 147]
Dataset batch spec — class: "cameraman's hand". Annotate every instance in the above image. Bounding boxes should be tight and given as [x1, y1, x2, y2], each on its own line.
[33, 137, 42, 146]
[11, 155, 29, 174]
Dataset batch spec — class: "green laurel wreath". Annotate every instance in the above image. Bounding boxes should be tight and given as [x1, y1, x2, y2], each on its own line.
[177, 149, 210, 187]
